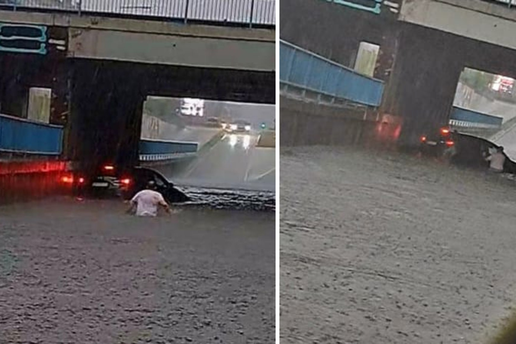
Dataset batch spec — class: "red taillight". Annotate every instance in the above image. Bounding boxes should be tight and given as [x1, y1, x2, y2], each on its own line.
[61, 176, 74, 184]
[441, 128, 450, 135]
[421, 136, 427, 142]
[103, 165, 115, 171]
[121, 178, 131, 186]
[445, 140, 455, 147]
[78, 177, 85, 184]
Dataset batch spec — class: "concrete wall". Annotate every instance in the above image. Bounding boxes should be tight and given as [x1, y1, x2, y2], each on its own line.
[68, 28, 274, 72]
[280, 96, 380, 148]
[280, 0, 399, 80]
[400, 0, 516, 51]
[140, 113, 182, 140]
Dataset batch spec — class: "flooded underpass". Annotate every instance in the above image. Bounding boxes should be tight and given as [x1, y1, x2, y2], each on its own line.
[281, 146, 516, 344]
[0, 99, 276, 343]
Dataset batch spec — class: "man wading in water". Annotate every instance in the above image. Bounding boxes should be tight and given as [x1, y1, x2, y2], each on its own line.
[485, 146, 506, 174]
[127, 181, 171, 217]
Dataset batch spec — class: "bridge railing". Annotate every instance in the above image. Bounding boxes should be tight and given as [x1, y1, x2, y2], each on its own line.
[139, 138, 198, 162]
[0, 0, 275, 27]
[482, 0, 516, 8]
[0, 113, 63, 155]
[280, 40, 384, 107]
[450, 106, 503, 129]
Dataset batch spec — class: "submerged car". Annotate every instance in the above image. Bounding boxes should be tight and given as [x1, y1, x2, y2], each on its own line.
[419, 127, 456, 157]
[63, 163, 129, 198]
[63, 164, 189, 203]
[227, 120, 251, 133]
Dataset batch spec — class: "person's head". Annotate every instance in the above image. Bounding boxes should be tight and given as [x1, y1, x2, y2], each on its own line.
[147, 180, 156, 190]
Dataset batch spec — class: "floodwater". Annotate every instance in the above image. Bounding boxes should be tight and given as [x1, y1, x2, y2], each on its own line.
[281, 146, 516, 344]
[0, 198, 275, 343]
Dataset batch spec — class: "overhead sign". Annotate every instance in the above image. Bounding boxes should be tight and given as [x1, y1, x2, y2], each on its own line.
[0, 23, 47, 54]
[325, 0, 401, 15]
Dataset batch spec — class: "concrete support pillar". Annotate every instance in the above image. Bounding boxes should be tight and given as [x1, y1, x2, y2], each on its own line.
[50, 63, 71, 126]
[67, 61, 146, 171]
[381, 25, 464, 147]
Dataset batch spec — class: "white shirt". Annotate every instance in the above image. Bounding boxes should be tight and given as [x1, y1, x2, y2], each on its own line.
[131, 189, 167, 217]
[487, 152, 506, 172]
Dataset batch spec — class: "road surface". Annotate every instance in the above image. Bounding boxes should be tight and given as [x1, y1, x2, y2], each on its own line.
[158, 132, 275, 192]
[281, 146, 516, 344]
[0, 198, 275, 343]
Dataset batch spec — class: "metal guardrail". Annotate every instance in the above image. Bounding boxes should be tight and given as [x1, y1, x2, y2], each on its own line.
[0, 0, 275, 27]
[280, 40, 384, 107]
[450, 106, 503, 129]
[483, 0, 516, 8]
[0, 113, 63, 155]
[139, 138, 198, 161]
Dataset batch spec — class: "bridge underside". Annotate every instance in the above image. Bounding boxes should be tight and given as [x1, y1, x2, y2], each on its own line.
[0, 53, 274, 171]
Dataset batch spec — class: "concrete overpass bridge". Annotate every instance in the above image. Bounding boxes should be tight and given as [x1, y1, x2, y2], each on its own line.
[0, 0, 275, 202]
[280, 0, 516, 147]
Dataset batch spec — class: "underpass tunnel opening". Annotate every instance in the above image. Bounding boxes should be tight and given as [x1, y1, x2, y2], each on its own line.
[140, 95, 275, 192]
[66, 59, 275, 180]
[454, 67, 516, 113]
[451, 67, 516, 161]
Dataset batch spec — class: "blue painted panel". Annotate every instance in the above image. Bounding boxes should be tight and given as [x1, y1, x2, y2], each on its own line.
[289, 51, 311, 86]
[139, 139, 198, 155]
[306, 57, 327, 92]
[0, 114, 63, 155]
[279, 43, 293, 81]
[280, 40, 384, 107]
[451, 107, 503, 127]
